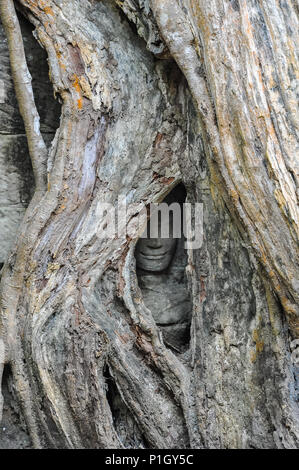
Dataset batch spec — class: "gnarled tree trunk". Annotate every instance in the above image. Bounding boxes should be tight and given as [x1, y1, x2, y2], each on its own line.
[0, 0, 298, 448]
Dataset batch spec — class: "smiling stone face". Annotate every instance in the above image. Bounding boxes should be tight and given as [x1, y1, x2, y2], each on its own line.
[135, 190, 180, 272]
[135, 185, 191, 352]
[135, 235, 177, 272]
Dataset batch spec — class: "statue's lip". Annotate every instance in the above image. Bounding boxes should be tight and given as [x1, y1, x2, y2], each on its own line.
[139, 251, 168, 259]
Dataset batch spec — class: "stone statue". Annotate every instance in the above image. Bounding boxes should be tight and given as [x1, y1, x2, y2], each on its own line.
[135, 185, 192, 353]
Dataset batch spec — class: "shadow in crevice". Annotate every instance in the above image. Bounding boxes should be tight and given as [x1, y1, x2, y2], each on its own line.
[103, 365, 149, 449]
[0, 364, 31, 449]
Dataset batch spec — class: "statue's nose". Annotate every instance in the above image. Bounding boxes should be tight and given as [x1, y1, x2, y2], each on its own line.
[146, 238, 162, 249]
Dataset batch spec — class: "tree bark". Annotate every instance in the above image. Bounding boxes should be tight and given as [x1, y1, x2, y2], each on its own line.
[0, 0, 298, 448]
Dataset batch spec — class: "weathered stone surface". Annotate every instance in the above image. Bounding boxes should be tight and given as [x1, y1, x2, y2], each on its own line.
[0, 14, 60, 264]
[136, 185, 192, 352]
[0, 135, 33, 262]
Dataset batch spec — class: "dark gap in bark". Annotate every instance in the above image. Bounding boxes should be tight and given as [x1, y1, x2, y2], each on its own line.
[116, 4, 139, 38]
[113, 0, 166, 56]
[18, 12, 61, 140]
[135, 183, 192, 355]
[103, 364, 149, 448]
[0, 364, 31, 448]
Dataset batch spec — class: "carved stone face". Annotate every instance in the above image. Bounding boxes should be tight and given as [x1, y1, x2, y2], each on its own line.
[135, 185, 186, 272]
[135, 235, 177, 272]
